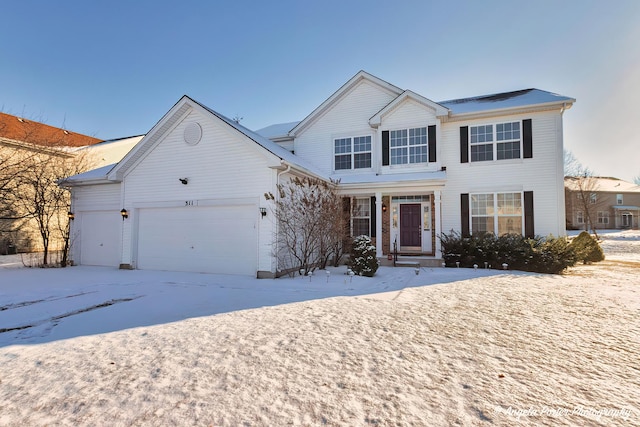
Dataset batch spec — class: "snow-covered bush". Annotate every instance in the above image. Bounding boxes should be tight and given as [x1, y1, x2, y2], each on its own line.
[349, 235, 379, 277]
[440, 231, 577, 274]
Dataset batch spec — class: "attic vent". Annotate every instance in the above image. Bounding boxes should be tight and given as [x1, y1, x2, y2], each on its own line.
[64, 130, 69, 135]
[184, 122, 202, 146]
[17, 117, 25, 123]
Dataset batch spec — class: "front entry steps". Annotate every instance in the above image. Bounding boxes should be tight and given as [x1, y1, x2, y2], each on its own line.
[379, 256, 443, 268]
[394, 261, 421, 268]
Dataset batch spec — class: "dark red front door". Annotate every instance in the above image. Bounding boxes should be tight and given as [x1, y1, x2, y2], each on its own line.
[400, 204, 421, 247]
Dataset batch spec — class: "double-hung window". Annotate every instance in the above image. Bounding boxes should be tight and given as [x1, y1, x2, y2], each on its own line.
[470, 122, 521, 162]
[471, 192, 523, 235]
[352, 198, 370, 237]
[334, 136, 372, 170]
[597, 211, 609, 224]
[390, 127, 428, 165]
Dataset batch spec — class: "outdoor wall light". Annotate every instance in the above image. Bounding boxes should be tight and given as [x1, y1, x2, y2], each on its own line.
[67, 211, 75, 220]
[382, 203, 387, 212]
[120, 209, 129, 220]
[260, 207, 267, 218]
[179, 178, 189, 185]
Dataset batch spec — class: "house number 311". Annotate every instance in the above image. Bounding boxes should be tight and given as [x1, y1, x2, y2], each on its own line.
[185, 200, 194, 206]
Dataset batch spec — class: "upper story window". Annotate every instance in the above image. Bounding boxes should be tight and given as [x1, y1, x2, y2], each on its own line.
[390, 127, 428, 165]
[470, 121, 521, 162]
[334, 136, 372, 170]
[617, 194, 623, 205]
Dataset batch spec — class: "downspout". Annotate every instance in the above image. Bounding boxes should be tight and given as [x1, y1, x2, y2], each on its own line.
[273, 161, 291, 274]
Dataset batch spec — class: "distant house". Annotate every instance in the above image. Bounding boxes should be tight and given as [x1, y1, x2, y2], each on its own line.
[0, 113, 140, 254]
[565, 176, 640, 230]
[0, 113, 102, 253]
[64, 71, 574, 276]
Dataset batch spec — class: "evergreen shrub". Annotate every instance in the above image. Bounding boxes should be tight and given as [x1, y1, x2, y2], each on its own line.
[570, 231, 605, 264]
[349, 235, 379, 277]
[440, 231, 577, 274]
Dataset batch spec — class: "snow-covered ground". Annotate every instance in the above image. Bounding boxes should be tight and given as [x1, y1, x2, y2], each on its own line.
[0, 231, 639, 426]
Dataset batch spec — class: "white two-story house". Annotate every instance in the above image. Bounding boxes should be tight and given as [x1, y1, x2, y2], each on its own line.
[64, 71, 574, 277]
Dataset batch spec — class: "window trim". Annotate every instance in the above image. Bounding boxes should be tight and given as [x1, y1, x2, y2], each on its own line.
[333, 135, 372, 171]
[597, 211, 609, 224]
[352, 197, 371, 237]
[470, 192, 524, 235]
[387, 126, 429, 166]
[469, 121, 522, 163]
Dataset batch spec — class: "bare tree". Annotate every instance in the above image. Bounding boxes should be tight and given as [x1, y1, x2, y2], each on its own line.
[564, 149, 591, 177]
[568, 172, 604, 240]
[14, 148, 94, 265]
[265, 176, 347, 276]
[634, 175, 640, 186]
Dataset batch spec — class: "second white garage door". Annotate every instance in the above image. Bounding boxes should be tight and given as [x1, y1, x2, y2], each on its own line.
[79, 211, 121, 267]
[136, 205, 257, 275]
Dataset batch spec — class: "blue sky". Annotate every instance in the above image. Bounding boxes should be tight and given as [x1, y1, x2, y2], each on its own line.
[2, 0, 639, 181]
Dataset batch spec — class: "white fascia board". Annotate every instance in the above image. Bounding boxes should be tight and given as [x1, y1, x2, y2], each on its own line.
[107, 96, 193, 181]
[369, 90, 450, 127]
[444, 99, 575, 122]
[289, 70, 403, 137]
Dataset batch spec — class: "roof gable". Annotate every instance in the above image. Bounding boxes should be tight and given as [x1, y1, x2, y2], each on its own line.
[369, 90, 449, 127]
[289, 71, 403, 137]
[0, 112, 101, 147]
[107, 96, 325, 183]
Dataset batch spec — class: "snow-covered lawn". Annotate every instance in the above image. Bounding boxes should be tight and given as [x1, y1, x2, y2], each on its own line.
[1, 231, 639, 426]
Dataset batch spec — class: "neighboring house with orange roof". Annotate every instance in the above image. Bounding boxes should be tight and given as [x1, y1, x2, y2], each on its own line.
[0, 113, 105, 255]
[0, 112, 102, 149]
[565, 176, 640, 230]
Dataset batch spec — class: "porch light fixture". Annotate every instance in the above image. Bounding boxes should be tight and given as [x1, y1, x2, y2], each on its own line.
[67, 211, 75, 220]
[260, 207, 267, 218]
[382, 203, 387, 212]
[120, 208, 129, 220]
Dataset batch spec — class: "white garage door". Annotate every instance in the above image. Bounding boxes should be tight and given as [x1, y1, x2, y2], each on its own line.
[79, 211, 121, 267]
[136, 205, 257, 275]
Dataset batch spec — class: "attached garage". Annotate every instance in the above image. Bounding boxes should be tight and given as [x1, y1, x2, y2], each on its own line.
[135, 204, 258, 275]
[64, 96, 315, 277]
[79, 211, 121, 267]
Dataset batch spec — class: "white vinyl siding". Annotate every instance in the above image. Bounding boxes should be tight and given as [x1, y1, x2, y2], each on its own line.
[120, 108, 277, 274]
[441, 111, 566, 238]
[293, 80, 397, 176]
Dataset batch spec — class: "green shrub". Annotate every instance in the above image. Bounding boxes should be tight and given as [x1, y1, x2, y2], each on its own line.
[440, 231, 577, 274]
[570, 231, 605, 264]
[349, 235, 379, 277]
